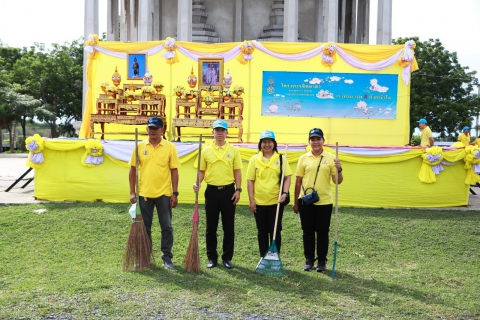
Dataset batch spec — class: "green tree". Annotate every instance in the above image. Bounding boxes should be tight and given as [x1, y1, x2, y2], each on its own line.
[12, 39, 83, 138]
[393, 37, 479, 140]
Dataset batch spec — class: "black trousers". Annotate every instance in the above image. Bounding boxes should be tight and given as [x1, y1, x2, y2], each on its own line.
[298, 200, 333, 263]
[254, 204, 284, 257]
[139, 195, 173, 259]
[204, 183, 236, 261]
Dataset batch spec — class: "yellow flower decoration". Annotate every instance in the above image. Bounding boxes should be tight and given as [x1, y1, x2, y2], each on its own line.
[162, 37, 180, 64]
[236, 41, 255, 65]
[418, 146, 444, 183]
[321, 42, 337, 67]
[25, 134, 45, 168]
[84, 34, 99, 59]
[463, 145, 480, 185]
[81, 139, 104, 167]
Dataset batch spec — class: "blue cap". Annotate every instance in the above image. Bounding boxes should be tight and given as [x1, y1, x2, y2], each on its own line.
[212, 119, 228, 130]
[416, 118, 427, 124]
[147, 117, 163, 128]
[462, 126, 470, 131]
[259, 130, 275, 140]
[309, 128, 324, 139]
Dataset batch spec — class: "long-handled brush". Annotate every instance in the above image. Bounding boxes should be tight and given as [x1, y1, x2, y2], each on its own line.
[255, 144, 289, 276]
[331, 142, 339, 279]
[123, 128, 154, 272]
[184, 134, 202, 273]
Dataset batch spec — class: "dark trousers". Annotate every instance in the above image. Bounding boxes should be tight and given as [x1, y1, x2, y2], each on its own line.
[139, 195, 173, 259]
[204, 184, 236, 261]
[298, 200, 333, 263]
[254, 204, 284, 257]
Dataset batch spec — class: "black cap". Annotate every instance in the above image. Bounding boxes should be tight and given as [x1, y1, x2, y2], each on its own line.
[309, 128, 324, 139]
[147, 117, 163, 128]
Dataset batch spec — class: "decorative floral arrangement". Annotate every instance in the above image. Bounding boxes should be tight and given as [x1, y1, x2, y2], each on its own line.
[236, 40, 255, 64]
[152, 81, 164, 89]
[418, 146, 444, 183]
[232, 85, 244, 96]
[221, 89, 232, 97]
[124, 89, 136, 100]
[25, 134, 45, 169]
[409, 135, 421, 146]
[100, 82, 108, 89]
[321, 42, 337, 67]
[162, 37, 179, 64]
[82, 139, 104, 168]
[203, 95, 215, 103]
[184, 89, 197, 98]
[142, 86, 156, 94]
[463, 145, 480, 185]
[106, 85, 117, 93]
[174, 85, 185, 95]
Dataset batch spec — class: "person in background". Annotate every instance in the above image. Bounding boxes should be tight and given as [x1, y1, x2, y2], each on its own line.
[193, 120, 242, 269]
[458, 126, 471, 147]
[293, 128, 343, 273]
[471, 136, 480, 147]
[416, 118, 434, 147]
[247, 130, 291, 257]
[128, 116, 180, 269]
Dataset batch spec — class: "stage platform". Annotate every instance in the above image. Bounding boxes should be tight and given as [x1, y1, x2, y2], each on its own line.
[26, 139, 480, 208]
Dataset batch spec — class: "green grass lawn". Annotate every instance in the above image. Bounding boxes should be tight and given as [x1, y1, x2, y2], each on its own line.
[0, 203, 479, 319]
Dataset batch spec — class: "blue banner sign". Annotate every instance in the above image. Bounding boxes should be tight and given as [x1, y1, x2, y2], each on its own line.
[262, 71, 398, 119]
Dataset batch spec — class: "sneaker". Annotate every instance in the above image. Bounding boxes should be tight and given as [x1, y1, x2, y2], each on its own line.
[162, 257, 175, 269]
[303, 259, 315, 271]
[316, 262, 326, 272]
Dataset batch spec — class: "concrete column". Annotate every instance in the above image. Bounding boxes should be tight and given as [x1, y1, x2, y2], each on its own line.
[314, 0, 324, 42]
[376, 0, 392, 44]
[138, 0, 153, 41]
[129, 0, 138, 42]
[177, 0, 192, 41]
[233, 0, 243, 42]
[345, 0, 356, 43]
[337, 0, 345, 43]
[323, 0, 338, 42]
[119, 0, 128, 41]
[356, 0, 369, 44]
[153, 0, 161, 40]
[283, 0, 298, 42]
[83, 0, 98, 117]
[107, 0, 119, 41]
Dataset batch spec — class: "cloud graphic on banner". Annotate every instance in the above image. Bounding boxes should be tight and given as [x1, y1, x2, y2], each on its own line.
[316, 90, 334, 99]
[265, 104, 279, 114]
[329, 76, 341, 82]
[369, 79, 389, 92]
[344, 79, 354, 84]
[307, 77, 323, 84]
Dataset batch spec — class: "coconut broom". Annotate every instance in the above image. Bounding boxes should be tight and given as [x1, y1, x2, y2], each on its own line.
[184, 135, 203, 273]
[183, 135, 202, 273]
[123, 128, 154, 272]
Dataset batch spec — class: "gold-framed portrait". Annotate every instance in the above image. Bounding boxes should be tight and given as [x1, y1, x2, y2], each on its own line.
[198, 57, 224, 88]
[127, 53, 147, 80]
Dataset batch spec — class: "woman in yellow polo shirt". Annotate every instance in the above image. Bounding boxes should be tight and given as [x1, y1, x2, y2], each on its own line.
[247, 130, 291, 257]
[293, 128, 343, 272]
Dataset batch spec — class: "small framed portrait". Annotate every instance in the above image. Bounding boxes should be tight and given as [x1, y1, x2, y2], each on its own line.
[127, 53, 147, 80]
[198, 57, 224, 88]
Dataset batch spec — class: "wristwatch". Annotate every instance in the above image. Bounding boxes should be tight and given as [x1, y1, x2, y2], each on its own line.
[236, 188, 242, 192]
[172, 191, 179, 196]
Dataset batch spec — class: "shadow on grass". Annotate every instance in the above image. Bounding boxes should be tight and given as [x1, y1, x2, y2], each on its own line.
[339, 207, 480, 221]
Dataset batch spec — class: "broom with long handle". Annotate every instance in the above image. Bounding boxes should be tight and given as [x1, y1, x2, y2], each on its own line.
[184, 134, 202, 272]
[331, 142, 339, 279]
[255, 144, 289, 276]
[123, 128, 154, 272]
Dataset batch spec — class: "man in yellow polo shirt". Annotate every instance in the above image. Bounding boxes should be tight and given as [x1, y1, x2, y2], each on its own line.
[293, 128, 343, 273]
[458, 126, 471, 147]
[193, 119, 242, 269]
[416, 118, 434, 147]
[129, 117, 180, 269]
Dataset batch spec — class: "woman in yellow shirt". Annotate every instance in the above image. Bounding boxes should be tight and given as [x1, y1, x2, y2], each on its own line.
[247, 130, 292, 257]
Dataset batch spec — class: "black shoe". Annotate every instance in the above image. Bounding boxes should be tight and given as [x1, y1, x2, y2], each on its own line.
[207, 259, 217, 268]
[316, 262, 326, 272]
[222, 260, 233, 269]
[162, 257, 175, 270]
[303, 259, 315, 271]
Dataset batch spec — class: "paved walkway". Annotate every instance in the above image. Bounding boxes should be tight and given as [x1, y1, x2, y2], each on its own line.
[1, 153, 479, 209]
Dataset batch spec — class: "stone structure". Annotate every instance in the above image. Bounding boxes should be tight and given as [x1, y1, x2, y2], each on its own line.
[87, 0, 392, 44]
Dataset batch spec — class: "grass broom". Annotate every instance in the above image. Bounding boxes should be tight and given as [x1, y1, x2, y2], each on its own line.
[184, 134, 202, 273]
[123, 128, 154, 272]
[331, 142, 339, 279]
[255, 144, 289, 276]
